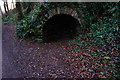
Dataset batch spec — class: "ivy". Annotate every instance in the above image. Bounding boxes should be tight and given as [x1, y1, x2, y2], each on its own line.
[68, 2, 120, 78]
[16, 2, 84, 42]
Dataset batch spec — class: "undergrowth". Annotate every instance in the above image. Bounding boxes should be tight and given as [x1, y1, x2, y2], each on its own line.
[68, 2, 120, 79]
[2, 2, 120, 79]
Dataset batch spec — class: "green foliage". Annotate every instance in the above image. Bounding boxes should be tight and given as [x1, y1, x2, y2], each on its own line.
[2, 2, 120, 78]
[76, 4, 91, 32]
[2, 9, 18, 23]
[16, 2, 82, 42]
[71, 2, 119, 52]
[16, 3, 44, 41]
[16, 18, 35, 38]
[68, 2, 120, 78]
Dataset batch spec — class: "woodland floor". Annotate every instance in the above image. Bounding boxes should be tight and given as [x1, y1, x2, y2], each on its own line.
[2, 23, 118, 79]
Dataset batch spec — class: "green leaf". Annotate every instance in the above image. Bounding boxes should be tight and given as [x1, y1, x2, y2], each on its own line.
[104, 56, 110, 59]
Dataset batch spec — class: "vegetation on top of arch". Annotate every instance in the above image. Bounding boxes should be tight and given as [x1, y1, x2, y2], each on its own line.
[16, 2, 85, 41]
[2, 2, 120, 78]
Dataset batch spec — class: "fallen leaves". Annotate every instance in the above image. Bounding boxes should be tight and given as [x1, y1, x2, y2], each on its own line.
[66, 40, 118, 78]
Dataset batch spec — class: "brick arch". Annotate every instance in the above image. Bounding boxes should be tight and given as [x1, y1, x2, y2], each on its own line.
[28, 3, 83, 42]
[33, 3, 82, 29]
[16, 3, 84, 42]
[43, 7, 81, 25]
[42, 9, 81, 42]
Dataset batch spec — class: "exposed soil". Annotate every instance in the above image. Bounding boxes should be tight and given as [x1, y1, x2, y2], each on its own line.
[2, 23, 84, 78]
[2, 23, 118, 79]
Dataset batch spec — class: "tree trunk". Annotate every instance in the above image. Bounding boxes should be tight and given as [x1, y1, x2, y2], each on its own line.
[21, 2, 27, 10]
[5, 0, 9, 12]
[4, 2, 7, 14]
[16, 2, 24, 20]
[25, 2, 34, 14]
[3, 0, 9, 14]
[23, 2, 35, 15]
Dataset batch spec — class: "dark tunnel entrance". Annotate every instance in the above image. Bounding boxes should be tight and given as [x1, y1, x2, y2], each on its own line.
[43, 14, 80, 42]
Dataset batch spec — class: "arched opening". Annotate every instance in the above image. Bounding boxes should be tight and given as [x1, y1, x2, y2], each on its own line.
[43, 14, 80, 42]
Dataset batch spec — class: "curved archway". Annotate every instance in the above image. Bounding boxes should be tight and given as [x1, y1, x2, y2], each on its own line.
[34, 3, 82, 30]
[36, 4, 82, 42]
[42, 14, 80, 42]
[16, 3, 84, 42]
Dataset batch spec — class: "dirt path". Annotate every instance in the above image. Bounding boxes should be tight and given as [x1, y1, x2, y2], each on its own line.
[2, 23, 83, 78]
[3, 23, 118, 79]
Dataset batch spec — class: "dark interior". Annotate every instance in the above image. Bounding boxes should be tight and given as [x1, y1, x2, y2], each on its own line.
[43, 14, 80, 42]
